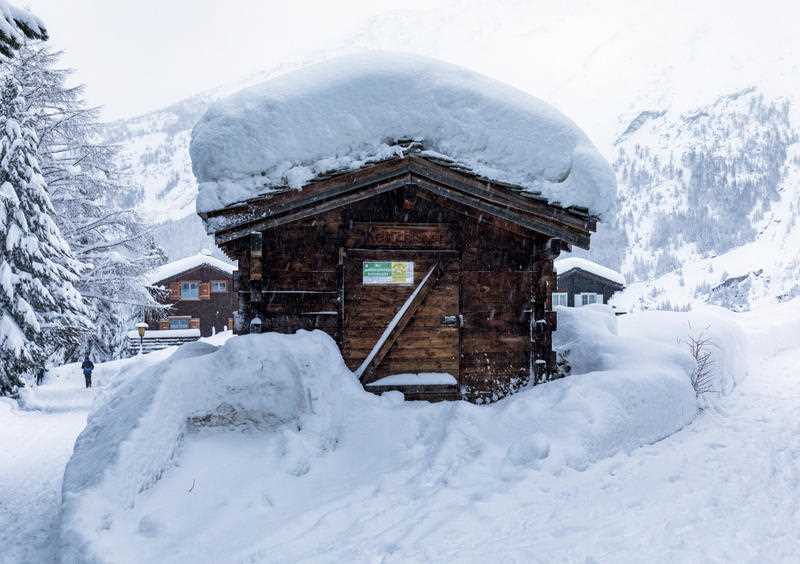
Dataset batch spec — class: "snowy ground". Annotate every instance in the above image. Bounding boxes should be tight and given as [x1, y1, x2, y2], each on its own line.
[0, 334, 230, 564]
[0, 401, 84, 564]
[0, 310, 797, 562]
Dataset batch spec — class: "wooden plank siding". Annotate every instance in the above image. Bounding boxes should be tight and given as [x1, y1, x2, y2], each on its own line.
[342, 250, 460, 384]
[214, 155, 584, 402]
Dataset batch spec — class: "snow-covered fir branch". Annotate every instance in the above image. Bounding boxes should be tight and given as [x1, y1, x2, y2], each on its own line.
[8, 45, 167, 362]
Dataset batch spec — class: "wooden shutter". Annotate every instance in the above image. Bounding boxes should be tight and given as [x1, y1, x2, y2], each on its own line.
[190, 318, 200, 329]
[169, 281, 181, 300]
[159, 320, 170, 330]
[199, 281, 211, 300]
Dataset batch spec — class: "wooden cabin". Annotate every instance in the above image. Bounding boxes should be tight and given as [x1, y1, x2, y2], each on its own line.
[144, 252, 236, 337]
[554, 257, 625, 308]
[201, 152, 597, 402]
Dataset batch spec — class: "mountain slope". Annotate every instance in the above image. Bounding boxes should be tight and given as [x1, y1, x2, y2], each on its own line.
[100, 0, 800, 293]
[614, 89, 795, 273]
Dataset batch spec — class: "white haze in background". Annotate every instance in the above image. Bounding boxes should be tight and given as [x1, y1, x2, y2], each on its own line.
[28, 0, 800, 147]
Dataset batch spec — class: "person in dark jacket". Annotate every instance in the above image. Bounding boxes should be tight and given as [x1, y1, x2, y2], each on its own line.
[35, 367, 46, 386]
[81, 355, 94, 388]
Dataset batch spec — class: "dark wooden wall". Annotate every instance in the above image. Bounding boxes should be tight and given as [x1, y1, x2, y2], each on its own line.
[226, 188, 557, 402]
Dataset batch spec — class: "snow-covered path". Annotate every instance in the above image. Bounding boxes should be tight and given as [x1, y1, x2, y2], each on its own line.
[0, 402, 85, 564]
[415, 304, 800, 563]
[255, 304, 800, 563]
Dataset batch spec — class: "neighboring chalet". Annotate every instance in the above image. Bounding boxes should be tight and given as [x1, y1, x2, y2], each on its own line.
[554, 257, 625, 308]
[200, 152, 598, 402]
[144, 251, 237, 336]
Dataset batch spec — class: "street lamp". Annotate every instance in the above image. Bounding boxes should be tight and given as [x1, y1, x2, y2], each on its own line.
[135, 322, 148, 355]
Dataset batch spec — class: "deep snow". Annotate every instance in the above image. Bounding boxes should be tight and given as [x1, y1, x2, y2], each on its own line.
[56, 305, 746, 563]
[0, 399, 83, 564]
[3, 302, 797, 563]
[190, 52, 616, 217]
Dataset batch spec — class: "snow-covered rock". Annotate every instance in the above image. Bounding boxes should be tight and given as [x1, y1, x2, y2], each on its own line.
[56, 309, 746, 563]
[190, 52, 615, 216]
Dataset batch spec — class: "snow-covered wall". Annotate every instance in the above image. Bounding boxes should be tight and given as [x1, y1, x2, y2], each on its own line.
[190, 53, 615, 216]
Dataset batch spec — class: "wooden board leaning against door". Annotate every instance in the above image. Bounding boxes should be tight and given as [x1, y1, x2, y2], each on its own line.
[341, 225, 461, 385]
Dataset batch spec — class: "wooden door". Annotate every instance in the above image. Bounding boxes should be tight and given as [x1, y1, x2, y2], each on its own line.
[342, 249, 461, 385]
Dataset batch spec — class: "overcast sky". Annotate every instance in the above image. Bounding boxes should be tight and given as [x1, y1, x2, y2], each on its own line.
[28, 0, 429, 120]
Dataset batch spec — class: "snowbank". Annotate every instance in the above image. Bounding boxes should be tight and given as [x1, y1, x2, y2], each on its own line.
[617, 305, 748, 396]
[190, 52, 615, 217]
[555, 256, 625, 286]
[17, 333, 234, 414]
[57, 308, 748, 563]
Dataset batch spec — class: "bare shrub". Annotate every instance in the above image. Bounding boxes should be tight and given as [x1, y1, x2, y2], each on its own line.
[684, 325, 718, 397]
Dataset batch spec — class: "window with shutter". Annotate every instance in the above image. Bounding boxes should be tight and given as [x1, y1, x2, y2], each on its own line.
[552, 292, 569, 307]
[578, 293, 603, 306]
[181, 281, 199, 300]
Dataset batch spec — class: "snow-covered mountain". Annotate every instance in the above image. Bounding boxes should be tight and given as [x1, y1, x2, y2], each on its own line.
[609, 88, 800, 310]
[100, 0, 800, 308]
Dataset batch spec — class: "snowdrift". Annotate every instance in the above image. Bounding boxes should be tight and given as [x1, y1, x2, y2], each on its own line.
[190, 52, 615, 216]
[17, 349, 174, 413]
[60, 308, 744, 563]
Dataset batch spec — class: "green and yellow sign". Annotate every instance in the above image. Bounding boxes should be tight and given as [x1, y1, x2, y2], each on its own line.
[363, 261, 414, 285]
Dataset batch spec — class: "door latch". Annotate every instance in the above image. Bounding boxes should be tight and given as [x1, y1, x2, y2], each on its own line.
[441, 314, 463, 327]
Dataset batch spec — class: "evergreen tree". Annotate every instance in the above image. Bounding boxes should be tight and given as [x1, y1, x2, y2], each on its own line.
[12, 46, 167, 361]
[0, 75, 89, 394]
[0, 0, 47, 59]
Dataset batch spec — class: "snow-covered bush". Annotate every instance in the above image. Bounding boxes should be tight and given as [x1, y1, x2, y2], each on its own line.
[617, 305, 747, 397]
[57, 314, 746, 563]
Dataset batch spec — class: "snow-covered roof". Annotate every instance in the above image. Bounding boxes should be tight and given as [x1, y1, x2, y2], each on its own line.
[555, 257, 625, 286]
[190, 53, 615, 216]
[145, 251, 235, 286]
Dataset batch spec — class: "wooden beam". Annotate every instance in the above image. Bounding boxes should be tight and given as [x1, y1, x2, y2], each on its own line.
[412, 189, 537, 241]
[211, 155, 594, 248]
[356, 262, 443, 384]
[407, 156, 595, 233]
[205, 159, 411, 230]
[215, 176, 411, 244]
[411, 176, 591, 248]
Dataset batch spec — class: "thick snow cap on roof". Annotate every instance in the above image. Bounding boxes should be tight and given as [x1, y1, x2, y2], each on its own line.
[190, 52, 616, 216]
[555, 257, 625, 286]
[145, 251, 235, 286]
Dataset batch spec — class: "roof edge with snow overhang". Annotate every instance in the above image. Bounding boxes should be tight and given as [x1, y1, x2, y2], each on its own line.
[145, 251, 236, 286]
[555, 257, 625, 286]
